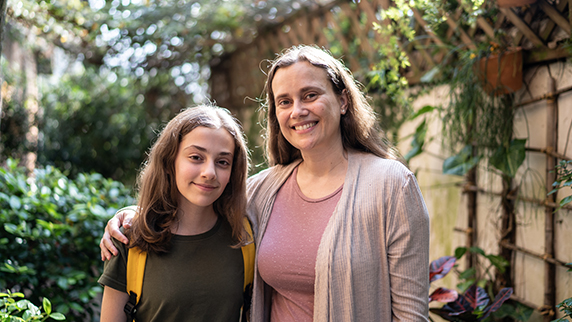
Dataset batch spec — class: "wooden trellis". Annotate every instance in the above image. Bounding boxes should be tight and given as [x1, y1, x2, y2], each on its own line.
[211, 0, 570, 113]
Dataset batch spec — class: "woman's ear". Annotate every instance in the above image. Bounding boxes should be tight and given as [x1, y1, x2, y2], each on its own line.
[339, 89, 349, 115]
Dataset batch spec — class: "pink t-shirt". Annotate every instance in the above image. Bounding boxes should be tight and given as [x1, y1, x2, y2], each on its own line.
[257, 167, 343, 322]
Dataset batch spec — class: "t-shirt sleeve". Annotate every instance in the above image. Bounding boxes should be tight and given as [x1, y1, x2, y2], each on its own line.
[98, 237, 129, 293]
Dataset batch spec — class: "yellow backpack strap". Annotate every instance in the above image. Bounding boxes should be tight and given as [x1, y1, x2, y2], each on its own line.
[125, 247, 147, 322]
[241, 217, 255, 291]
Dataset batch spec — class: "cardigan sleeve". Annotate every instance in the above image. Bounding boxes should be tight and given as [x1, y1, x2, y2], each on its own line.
[386, 172, 430, 321]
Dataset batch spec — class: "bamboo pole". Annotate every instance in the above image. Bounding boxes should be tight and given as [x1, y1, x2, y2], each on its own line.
[497, 174, 516, 291]
[543, 76, 557, 322]
[466, 153, 478, 268]
[460, 183, 572, 211]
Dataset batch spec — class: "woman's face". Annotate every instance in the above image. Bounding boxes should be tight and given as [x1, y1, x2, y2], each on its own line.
[271, 61, 347, 155]
[174, 126, 235, 214]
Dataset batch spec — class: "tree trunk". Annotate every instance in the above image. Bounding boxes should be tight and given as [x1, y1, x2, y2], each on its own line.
[1, 0, 9, 147]
[23, 31, 39, 175]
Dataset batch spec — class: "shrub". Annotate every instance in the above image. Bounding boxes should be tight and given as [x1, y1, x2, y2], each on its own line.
[0, 159, 135, 321]
[0, 291, 65, 321]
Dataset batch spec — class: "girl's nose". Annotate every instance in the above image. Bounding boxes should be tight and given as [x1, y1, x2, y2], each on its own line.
[201, 161, 217, 180]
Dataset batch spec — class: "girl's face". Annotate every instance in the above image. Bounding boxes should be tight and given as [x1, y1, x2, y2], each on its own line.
[174, 126, 235, 214]
[272, 61, 347, 155]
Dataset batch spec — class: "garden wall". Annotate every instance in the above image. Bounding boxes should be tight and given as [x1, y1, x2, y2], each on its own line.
[398, 60, 572, 321]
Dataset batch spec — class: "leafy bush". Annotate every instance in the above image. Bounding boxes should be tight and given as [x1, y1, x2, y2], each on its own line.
[0, 159, 135, 321]
[1, 291, 65, 321]
[428, 247, 532, 321]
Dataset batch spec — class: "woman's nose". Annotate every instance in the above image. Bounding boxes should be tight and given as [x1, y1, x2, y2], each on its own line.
[290, 100, 308, 118]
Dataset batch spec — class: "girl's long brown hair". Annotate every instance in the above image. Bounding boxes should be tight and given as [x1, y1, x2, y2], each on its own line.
[262, 45, 404, 166]
[129, 104, 250, 254]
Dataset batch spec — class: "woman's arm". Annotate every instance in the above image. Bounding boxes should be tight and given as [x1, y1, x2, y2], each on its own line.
[100, 206, 137, 261]
[100, 286, 130, 322]
[387, 173, 430, 321]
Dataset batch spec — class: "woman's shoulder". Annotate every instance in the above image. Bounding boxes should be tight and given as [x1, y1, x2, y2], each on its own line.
[247, 160, 302, 189]
[351, 151, 412, 179]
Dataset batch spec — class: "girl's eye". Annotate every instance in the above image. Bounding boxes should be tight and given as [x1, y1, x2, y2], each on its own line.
[189, 155, 202, 161]
[217, 159, 231, 167]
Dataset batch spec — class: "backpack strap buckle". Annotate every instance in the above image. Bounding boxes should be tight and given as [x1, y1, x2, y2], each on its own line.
[124, 291, 138, 321]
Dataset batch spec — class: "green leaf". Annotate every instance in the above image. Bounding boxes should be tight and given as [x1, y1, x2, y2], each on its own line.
[408, 105, 437, 121]
[459, 267, 476, 280]
[469, 247, 486, 256]
[490, 139, 527, 178]
[49, 312, 66, 320]
[43, 297, 52, 315]
[420, 66, 440, 83]
[486, 254, 509, 273]
[443, 145, 480, 176]
[9, 196, 22, 210]
[454, 247, 467, 259]
[404, 119, 428, 161]
[558, 195, 572, 209]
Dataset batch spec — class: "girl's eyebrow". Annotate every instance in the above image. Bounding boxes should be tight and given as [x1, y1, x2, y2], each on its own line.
[183, 145, 233, 156]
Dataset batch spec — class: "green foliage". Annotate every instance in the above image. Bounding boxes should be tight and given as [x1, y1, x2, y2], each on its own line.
[37, 66, 184, 184]
[552, 297, 572, 322]
[489, 139, 527, 178]
[549, 160, 572, 210]
[0, 291, 66, 321]
[0, 159, 135, 321]
[429, 247, 526, 321]
[443, 145, 481, 176]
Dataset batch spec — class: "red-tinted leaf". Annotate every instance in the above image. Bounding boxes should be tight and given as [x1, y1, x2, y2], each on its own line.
[430, 256, 457, 282]
[480, 288, 513, 320]
[443, 293, 473, 316]
[464, 285, 489, 309]
[429, 308, 459, 321]
[429, 287, 459, 303]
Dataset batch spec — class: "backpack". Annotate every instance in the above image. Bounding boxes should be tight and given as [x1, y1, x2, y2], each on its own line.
[123, 218, 255, 322]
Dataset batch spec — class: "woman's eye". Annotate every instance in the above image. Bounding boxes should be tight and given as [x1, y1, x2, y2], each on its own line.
[189, 155, 202, 161]
[218, 159, 231, 167]
[305, 93, 317, 100]
[277, 99, 291, 106]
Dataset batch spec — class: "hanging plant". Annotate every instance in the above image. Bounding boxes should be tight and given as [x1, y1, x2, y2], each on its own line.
[489, 138, 527, 178]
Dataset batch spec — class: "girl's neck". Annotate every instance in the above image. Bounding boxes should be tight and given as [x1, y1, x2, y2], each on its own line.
[171, 205, 218, 236]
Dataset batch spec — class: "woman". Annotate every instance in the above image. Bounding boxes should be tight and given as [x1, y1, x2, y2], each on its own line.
[101, 45, 430, 321]
[99, 104, 252, 322]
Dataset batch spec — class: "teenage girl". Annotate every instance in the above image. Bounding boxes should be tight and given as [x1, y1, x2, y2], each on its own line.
[98, 104, 251, 322]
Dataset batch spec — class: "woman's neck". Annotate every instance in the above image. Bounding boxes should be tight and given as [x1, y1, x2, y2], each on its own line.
[296, 147, 348, 199]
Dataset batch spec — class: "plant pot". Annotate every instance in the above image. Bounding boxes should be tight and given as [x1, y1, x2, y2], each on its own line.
[497, 0, 536, 8]
[478, 49, 523, 96]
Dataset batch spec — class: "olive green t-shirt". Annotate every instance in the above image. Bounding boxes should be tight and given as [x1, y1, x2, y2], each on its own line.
[98, 217, 244, 322]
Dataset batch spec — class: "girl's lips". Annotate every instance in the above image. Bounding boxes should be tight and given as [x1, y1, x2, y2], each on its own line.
[193, 183, 217, 191]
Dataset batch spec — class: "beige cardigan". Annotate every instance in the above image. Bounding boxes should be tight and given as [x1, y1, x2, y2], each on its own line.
[246, 151, 430, 321]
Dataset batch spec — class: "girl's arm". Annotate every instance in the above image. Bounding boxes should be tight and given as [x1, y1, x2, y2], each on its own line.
[100, 286, 130, 322]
